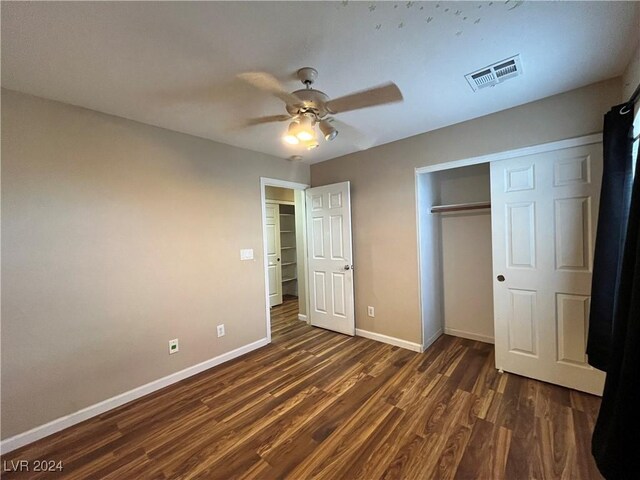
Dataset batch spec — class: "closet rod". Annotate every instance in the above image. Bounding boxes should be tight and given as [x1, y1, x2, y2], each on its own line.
[430, 201, 491, 214]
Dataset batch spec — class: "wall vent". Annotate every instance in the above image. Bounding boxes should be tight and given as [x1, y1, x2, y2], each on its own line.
[465, 55, 523, 92]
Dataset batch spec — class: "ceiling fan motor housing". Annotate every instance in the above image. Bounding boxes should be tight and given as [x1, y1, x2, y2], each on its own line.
[287, 89, 330, 118]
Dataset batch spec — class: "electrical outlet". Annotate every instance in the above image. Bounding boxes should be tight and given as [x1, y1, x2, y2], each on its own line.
[217, 324, 225, 338]
[367, 306, 375, 317]
[169, 338, 179, 354]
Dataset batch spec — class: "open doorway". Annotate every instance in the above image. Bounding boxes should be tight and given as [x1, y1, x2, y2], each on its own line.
[262, 178, 356, 341]
[260, 178, 309, 342]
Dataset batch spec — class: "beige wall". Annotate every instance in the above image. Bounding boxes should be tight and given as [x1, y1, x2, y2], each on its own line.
[434, 163, 490, 206]
[441, 212, 494, 342]
[1, 89, 309, 439]
[623, 40, 639, 126]
[622, 40, 639, 101]
[311, 77, 621, 344]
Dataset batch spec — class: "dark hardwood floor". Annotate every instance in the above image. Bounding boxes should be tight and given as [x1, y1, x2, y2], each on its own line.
[1, 296, 603, 479]
[270, 295, 303, 342]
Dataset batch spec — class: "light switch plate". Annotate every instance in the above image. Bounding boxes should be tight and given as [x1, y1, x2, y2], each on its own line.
[240, 249, 254, 260]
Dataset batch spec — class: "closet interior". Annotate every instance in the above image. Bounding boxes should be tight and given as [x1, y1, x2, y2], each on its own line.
[418, 163, 494, 347]
[278, 204, 298, 296]
[264, 186, 307, 316]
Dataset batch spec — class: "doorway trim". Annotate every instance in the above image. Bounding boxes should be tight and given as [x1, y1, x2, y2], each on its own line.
[414, 132, 603, 351]
[415, 133, 602, 175]
[260, 177, 310, 342]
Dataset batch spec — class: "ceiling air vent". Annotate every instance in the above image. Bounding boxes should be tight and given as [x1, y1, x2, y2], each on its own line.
[465, 55, 522, 92]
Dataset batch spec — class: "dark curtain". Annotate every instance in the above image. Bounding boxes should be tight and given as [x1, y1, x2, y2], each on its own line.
[587, 105, 634, 371]
[591, 105, 640, 479]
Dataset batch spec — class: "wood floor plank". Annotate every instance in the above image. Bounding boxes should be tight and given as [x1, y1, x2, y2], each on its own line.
[333, 407, 407, 480]
[573, 409, 603, 480]
[537, 403, 576, 480]
[504, 376, 544, 480]
[456, 418, 512, 480]
[285, 400, 399, 479]
[381, 431, 443, 480]
[432, 424, 473, 479]
[1, 297, 603, 479]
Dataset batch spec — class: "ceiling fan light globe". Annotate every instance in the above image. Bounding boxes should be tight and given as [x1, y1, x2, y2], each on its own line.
[319, 119, 338, 141]
[283, 134, 299, 145]
[296, 129, 315, 141]
[305, 139, 319, 150]
[324, 130, 338, 141]
[294, 115, 316, 141]
[283, 121, 301, 145]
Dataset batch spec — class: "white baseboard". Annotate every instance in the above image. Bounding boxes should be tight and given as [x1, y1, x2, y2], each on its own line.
[0, 337, 269, 455]
[298, 314, 307, 322]
[423, 328, 443, 351]
[445, 327, 494, 344]
[355, 329, 423, 353]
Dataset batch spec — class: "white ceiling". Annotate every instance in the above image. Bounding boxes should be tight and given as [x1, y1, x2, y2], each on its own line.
[2, 1, 638, 164]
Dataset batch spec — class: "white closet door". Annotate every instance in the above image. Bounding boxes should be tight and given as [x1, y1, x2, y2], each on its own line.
[491, 143, 605, 395]
[265, 202, 282, 307]
[306, 182, 355, 335]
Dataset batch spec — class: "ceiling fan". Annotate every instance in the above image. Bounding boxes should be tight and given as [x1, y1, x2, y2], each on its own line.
[237, 67, 403, 150]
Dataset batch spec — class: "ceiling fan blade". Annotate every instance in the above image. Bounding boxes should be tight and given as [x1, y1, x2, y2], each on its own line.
[240, 114, 292, 127]
[329, 118, 376, 151]
[237, 72, 302, 107]
[227, 114, 291, 132]
[326, 82, 403, 114]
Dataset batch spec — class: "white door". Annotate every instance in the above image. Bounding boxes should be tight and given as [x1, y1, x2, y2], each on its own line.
[306, 182, 355, 335]
[491, 143, 605, 395]
[265, 202, 283, 307]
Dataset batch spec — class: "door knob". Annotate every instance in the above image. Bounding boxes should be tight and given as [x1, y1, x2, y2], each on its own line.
[277, 258, 280, 262]
[344, 265, 351, 270]
[497, 275, 505, 282]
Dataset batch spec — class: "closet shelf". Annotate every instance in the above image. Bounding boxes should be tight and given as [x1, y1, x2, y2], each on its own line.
[279, 213, 295, 217]
[281, 261, 296, 266]
[280, 230, 295, 233]
[281, 246, 296, 250]
[430, 201, 491, 214]
[282, 277, 297, 282]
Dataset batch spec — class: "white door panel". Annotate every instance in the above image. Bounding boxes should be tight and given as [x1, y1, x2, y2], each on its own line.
[265, 202, 282, 307]
[491, 143, 605, 395]
[306, 182, 355, 335]
[507, 288, 538, 356]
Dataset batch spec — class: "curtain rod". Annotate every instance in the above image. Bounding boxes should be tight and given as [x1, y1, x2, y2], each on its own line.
[627, 82, 640, 106]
